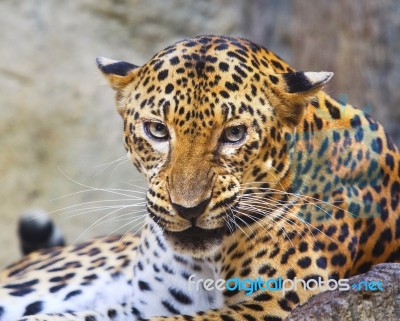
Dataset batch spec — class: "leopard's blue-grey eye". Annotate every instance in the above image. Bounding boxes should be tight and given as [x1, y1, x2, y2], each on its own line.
[144, 122, 169, 140]
[222, 125, 246, 143]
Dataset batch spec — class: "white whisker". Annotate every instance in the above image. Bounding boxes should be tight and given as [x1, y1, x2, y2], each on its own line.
[72, 205, 138, 244]
[91, 155, 127, 169]
[92, 157, 128, 178]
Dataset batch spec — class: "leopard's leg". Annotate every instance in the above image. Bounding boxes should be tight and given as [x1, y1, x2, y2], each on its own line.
[16, 304, 134, 321]
[0, 234, 139, 321]
[146, 300, 292, 321]
[19, 302, 288, 321]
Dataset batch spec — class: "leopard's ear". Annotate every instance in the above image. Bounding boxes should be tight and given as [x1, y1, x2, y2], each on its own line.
[96, 57, 138, 90]
[274, 71, 333, 126]
[282, 71, 333, 95]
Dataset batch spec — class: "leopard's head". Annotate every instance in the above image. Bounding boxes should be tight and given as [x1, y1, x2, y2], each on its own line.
[97, 36, 332, 257]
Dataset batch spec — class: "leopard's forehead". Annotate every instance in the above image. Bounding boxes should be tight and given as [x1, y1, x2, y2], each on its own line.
[129, 36, 291, 131]
[153, 35, 265, 64]
[141, 35, 289, 86]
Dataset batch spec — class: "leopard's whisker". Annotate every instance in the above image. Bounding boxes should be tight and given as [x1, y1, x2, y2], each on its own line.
[239, 184, 347, 210]
[222, 207, 235, 234]
[239, 200, 315, 239]
[91, 155, 127, 169]
[242, 195, 338, 223]
[111, 213, 148, 222]
[240, 210, 296, 249]
[64, 206, 147, 221]
[239, 195, 292, 205]
[267, 164, 289, 193]
[225, 205, 251, 240]
[237, 201, 319, 244]
[53, 201, 146, 216]
[226, 204, 256, 241]
[104, 216, 147, 242]
[56, 169, 147, 199]
[240, 195, 340, 208]
[121, 221, 148, 248]
[273, 208, 335, 243]
[270, 207, 317, 244]
[108, 158, 131, 179]
[55, 199, 146, 215]
[62, 205, 140, 220]
[233, 210, 277, 243]
[73, 205, 140, 243]
[239, 197, 333, 213]
[92, 157, 129, 178]
[82, 212, 148, 232]
[108, 209, 148, 219]
[52, 187, 147, 201]
[239, 189, 343, 221]
[50, 188, 145, 203]
[118, 181, 148, 190]
[20, 201, 146, 227]
[72, 213, 147, 244]
[104, 212, 147, 225]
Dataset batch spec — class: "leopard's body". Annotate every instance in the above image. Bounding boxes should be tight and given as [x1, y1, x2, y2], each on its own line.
[1, 35, 399, 321]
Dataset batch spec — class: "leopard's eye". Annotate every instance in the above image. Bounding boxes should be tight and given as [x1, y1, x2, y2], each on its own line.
[144, 121, 169, 141]
[222, 125, 246, 143]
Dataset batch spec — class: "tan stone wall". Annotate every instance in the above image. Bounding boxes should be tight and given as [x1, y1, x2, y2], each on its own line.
[0, 0, 244, 267]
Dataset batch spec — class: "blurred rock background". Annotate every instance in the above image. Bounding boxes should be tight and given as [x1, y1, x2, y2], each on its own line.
[0, 0, 399, 268]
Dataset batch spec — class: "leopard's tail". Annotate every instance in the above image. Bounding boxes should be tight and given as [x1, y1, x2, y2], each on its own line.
[18, 208, 65, 255]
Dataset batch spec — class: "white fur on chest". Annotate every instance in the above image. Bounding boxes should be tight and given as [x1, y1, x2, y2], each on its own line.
[130, 223, 224, 319]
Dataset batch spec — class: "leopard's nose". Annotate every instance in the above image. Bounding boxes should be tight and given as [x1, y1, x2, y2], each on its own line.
[171, 198, 211, 221]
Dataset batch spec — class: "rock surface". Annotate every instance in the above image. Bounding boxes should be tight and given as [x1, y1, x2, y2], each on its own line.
[286, 263, 400, 321]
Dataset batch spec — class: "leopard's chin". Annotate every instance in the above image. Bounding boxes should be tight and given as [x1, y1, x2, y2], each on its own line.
[164, 226, 225, 258]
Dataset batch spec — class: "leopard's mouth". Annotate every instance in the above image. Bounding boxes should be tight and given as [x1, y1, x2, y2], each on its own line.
[164, 226, 225, 256]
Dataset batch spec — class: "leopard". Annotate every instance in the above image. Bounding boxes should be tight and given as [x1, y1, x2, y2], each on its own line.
[0, 35, 399, 321]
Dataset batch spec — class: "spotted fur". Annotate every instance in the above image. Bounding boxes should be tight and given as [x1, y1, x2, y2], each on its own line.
[1, 35, 399, 321]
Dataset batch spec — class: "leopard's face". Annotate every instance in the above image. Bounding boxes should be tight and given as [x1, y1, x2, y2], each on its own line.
[97, 36, 332, 257]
